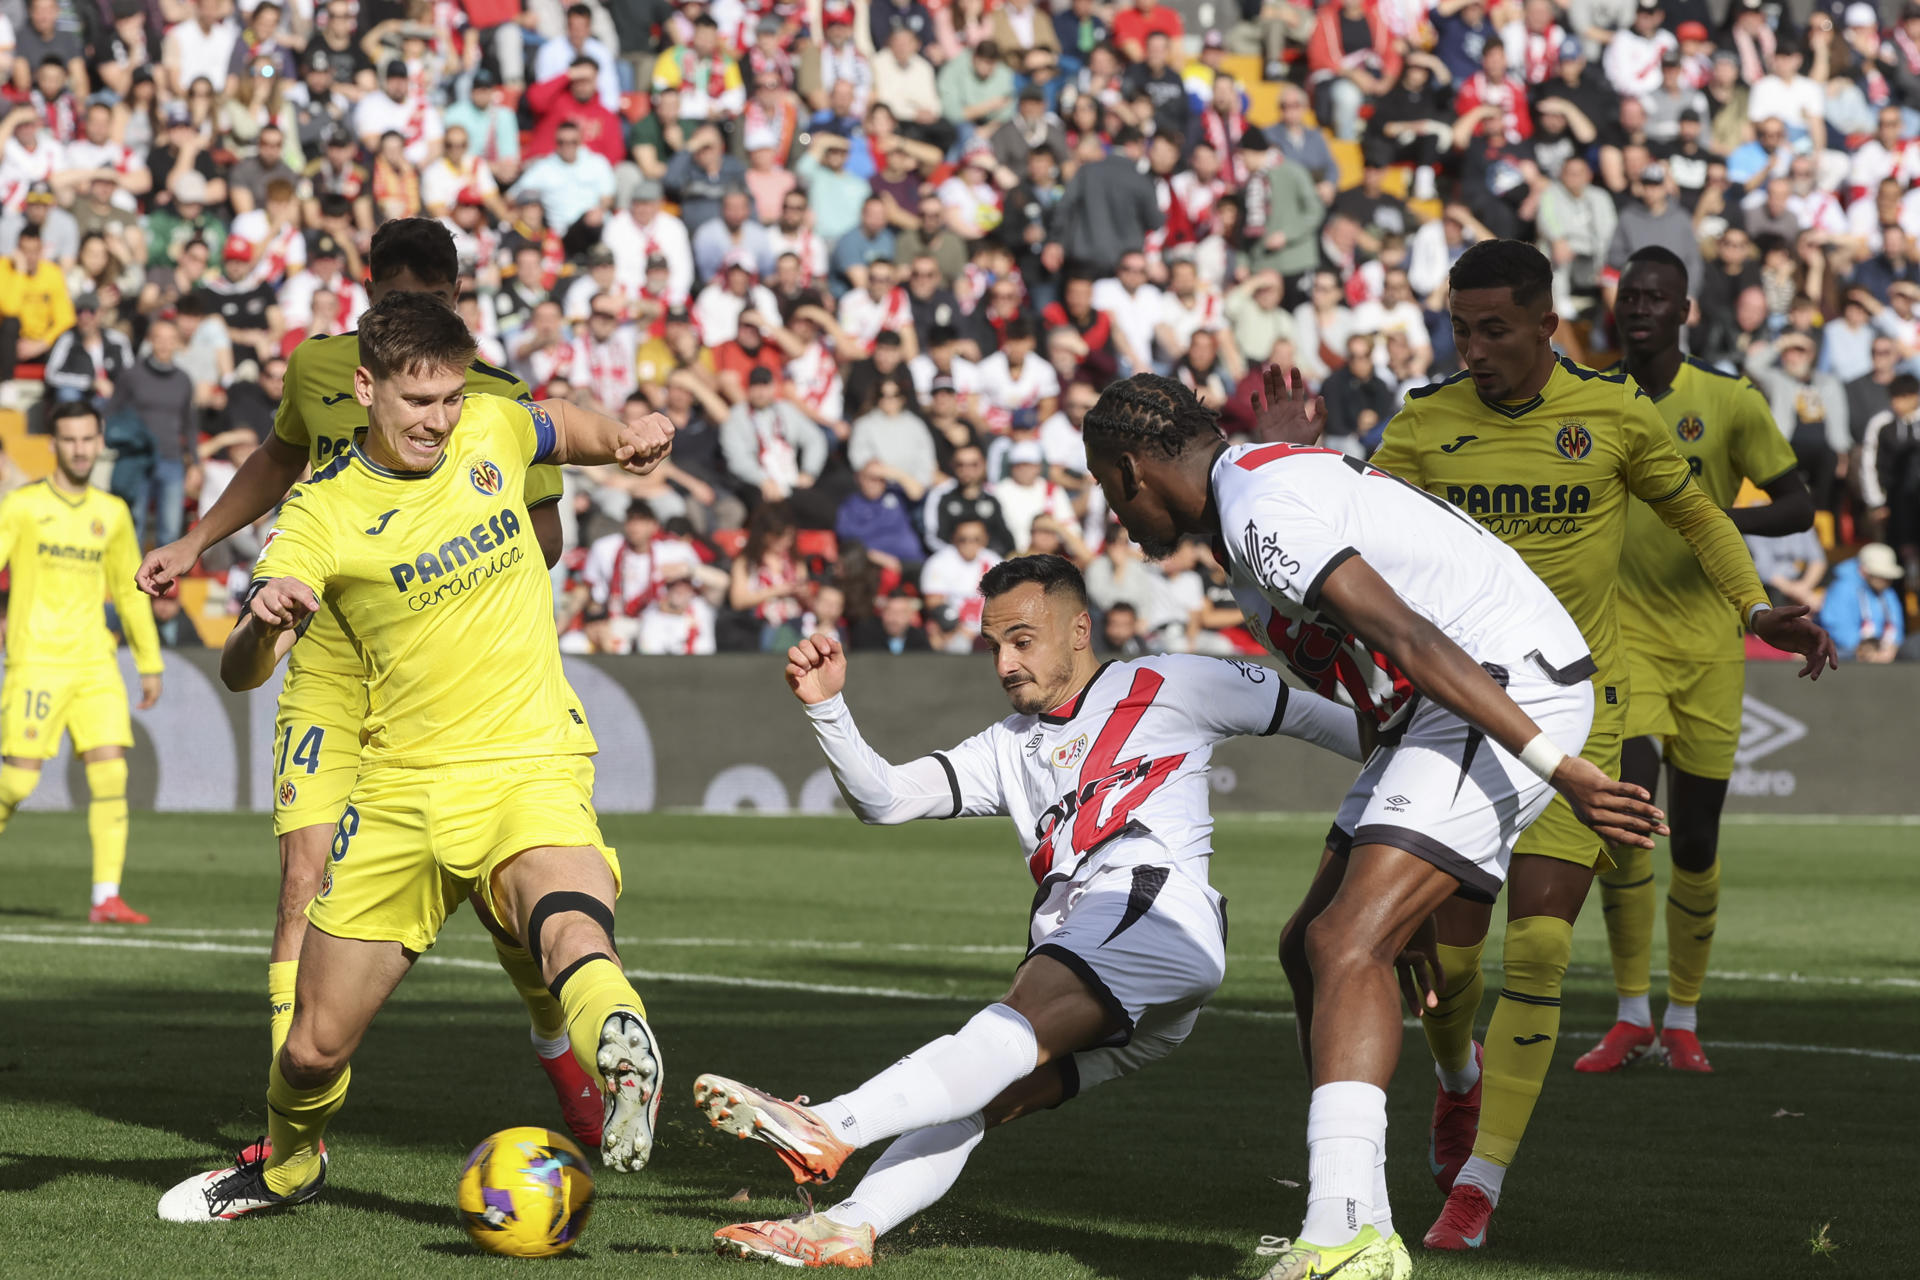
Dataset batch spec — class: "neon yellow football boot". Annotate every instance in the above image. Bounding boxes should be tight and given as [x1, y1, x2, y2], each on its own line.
[1255, 1225, 1404, 1280]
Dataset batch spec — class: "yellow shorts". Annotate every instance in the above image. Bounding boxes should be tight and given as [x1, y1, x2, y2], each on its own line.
[272, 666, 367, 837]
[1623, 654, 1743, 782]
[1513, 675, 1626, 871]
[308, 755, 618, 954]
[1, 663, 131, 759]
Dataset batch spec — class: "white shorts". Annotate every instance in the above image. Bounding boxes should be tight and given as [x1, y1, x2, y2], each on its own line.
[1026, 847, 1227, 1097]
[1328, 657, 1595, 903]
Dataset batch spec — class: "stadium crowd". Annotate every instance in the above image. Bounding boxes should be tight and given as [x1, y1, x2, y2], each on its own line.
[2, 0, 1915, 659]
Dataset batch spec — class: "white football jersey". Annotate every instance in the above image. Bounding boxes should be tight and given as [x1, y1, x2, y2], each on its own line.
[930, 654, 1351, 885]
[1211, 443, 1588, 731]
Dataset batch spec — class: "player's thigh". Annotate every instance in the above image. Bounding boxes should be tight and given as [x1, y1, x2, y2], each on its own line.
[288, 924, 416, 1067]
[468, 757, 621, 938]
[271, 673, 364, 838]
[1349, 676, 1589, 912]
[1662, 660, 1744, 783]
[304, 768, 463, 956]
[1, 666, 80, 759]
[62, 664, 134, 757]
[1056, 998, 1204, 1106]
[1622, 651, 1678, 750]
[1023, 859, 1227, 1059]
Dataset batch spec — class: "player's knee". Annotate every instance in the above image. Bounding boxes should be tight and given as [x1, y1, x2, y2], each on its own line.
[279, 1029, 351, 1087]
[1302, 908, 1378, 979]
[0, 761, 40, 809]
[1502, 915, 1573, 989]
[1667, 827, 1719, 874]
[525, 890, 617, 977]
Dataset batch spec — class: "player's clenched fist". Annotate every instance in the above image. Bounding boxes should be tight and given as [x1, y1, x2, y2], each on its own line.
[1551, 756, 1669, 849]
[616, 411, 675, 477]
[784, 634, 847, 705]
[250, 577, 320, 631]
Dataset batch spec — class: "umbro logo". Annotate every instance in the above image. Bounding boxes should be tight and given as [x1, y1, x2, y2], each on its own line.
[365, 508, 398, 535]
[1735, 696, 1807, 764]
[321, 391, 354, 406]
[1385, 795, 1409, 806]
[1513, 1033, 1552, 1045]
[1440, 434, 1479, 453]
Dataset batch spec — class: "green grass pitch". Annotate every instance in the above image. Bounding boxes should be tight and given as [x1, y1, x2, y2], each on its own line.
[0, 812, 1914, 1278]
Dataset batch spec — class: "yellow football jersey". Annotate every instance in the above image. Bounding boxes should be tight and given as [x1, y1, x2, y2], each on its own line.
[1371, 357, 1769, 692]
[254, 393, 596, 769]
[0, 481, 160, 674]
[273, 331, 561, 677]
[1615, 357, 1798, 661]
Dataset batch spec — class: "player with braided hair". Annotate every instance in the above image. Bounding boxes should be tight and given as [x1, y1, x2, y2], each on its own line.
[1082, 369, 1664, 1280]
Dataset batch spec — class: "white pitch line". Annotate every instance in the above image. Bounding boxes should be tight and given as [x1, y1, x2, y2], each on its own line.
[10, 924, 1917, 988]
[2, 929, 1916, 1062]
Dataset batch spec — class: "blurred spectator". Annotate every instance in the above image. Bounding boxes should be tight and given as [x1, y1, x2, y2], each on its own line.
[728, 500, 808, 650]
[221, 355, 284, 445]
[923, 442, 1012, 554]
[45, 292, 132, 412]
[1099, 600, 1147, 656]
[510, 120, 616, 241]
[528, 56, 626, 165]
[1819, 543, 1906, 661]
[0, 224, 69, 377]
[1603, 163, 1703, 304]
[1538, 153, 1613, 319]
[1861, 375, 1920, 567]
[665, 124, 746, 235]
[1307, 0, 1400, 142]
[836, 458, 927, 572]
[990, 439, 1076, 551]
[919, 515, 1001, 652]
[851, 587, 932, 652]
[1320, 332, 1398, 455]
[847, 372, 936, 488]
[151, 587, 206, 649]
[1748, 525, 1828, 610]
[539, 3, 624, 112]
[723, 366, 828, 505]
[1748, 331, 1851, 517]
[637, 577, 718, 655]
[1051, 127, 1159, 280]
[108, 316, 195, 549]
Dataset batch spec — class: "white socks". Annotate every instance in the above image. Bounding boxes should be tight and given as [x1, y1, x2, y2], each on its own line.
[811, 1004, 1038, 1150]
[1370, 1141, 1393, 1240]
[1617, 994, 1652, 1029]
[91, 882, 117, 907]
[832, 1114, 987, 1237]
[1663, 1001, 1698, 1032]
[1435, 1055, 1481, 1097]
[530, 1028, 572, 1060]
[1301, 1081, 1386, 1247]
[1456, 1155, 1505, 1206]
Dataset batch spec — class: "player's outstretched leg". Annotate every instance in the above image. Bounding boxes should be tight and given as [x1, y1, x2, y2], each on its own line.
[82, 752, 146, 923]
[1580, 737, 1662, 1073]
[1659, 768, 1728, 1073]
[698, 954, 1112, 1188]
[496, 846, 659, 1173]
[159, 929, 411, 1221]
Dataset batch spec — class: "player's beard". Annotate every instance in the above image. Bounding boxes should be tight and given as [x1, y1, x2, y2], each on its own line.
[1134, 531, 1179, 560]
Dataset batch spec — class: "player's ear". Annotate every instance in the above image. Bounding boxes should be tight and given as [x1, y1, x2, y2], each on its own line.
[1072, 608, 1091, 652]
[1538, 307, 1560, 344]
[353, 364, 375, 409]
[1117, 452, 1141, 499]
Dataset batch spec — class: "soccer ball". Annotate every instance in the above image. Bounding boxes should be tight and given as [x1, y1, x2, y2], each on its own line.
[456, 1126, 596, 1258]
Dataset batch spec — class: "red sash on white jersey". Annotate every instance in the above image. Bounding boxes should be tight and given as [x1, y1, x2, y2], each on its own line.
[752, 407, 801, 491]
[791, 340, 839, 413]
[607, 537, 666, 615]
[572, 334, 635, 409]
[1517, 25, 1563, 85]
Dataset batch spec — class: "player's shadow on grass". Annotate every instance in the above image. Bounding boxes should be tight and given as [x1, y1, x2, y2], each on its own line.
[0, 1151, 194, 1196]
[0, 905, 66, 919]
[422, 1240, 592, 1260]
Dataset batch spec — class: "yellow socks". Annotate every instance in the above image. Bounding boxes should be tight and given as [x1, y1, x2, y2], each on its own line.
[552, 956, 646, 1086]
[264, 1053, 349, 1196]
[86, 758, 129, 902]
[1597, 844, 1655, 1023]
[0, 761, 38, 835]
[268, 961, 299, 1059]
[1473, 915, 1573, 1170]
[493, 935, 569, 1045]
[1423, 938, 1486, 1086]
[1665, 861, 1720, 1010]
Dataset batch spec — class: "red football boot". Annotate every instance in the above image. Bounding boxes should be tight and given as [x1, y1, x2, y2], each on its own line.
[1428, 1041, 1482, 1192]
[1424, 1184, 1494, 1251]
[539, 1048, 605, 1149]
[1573, 1020, 1660, 1073]
[1661, 1027, 1714, 1073]
[89, 895, 149, 924]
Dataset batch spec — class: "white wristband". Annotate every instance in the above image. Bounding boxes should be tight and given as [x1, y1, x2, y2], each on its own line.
[1746, 602, 1769, 633]
[1517, 732, 1566, 783]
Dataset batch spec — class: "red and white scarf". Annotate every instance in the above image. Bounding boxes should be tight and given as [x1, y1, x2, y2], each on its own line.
[1199, 107, 1248, 188]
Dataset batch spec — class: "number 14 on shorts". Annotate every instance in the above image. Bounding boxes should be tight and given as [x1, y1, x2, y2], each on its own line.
[280, 726, 326, 776]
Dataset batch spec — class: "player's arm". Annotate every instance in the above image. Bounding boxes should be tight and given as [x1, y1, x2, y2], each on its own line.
[1726, 382, 1817, 537]
[1625, 398, 1838, 677]
[1168, 654, 1366, 760]
[787, 634, 1006, 823]
[136, 368, 310, 596]
[526, 398, 674, 475]
[1731, 468, 1813, 538]
[220, 499, 334, 692]
[104, 506, 164, 706]
[1315, 555, 1667, 848]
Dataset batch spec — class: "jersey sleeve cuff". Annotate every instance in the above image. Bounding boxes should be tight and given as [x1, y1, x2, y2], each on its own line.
[802, 693, 850, 721]
[1302, 547, 1360, 611]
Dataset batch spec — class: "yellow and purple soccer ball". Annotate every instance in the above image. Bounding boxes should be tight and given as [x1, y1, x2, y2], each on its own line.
[456, 1126, 596, 1257]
